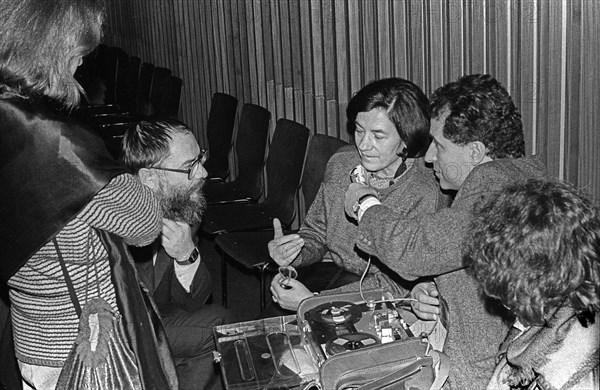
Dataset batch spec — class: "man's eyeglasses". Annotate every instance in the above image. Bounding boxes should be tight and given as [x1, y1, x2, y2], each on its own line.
[151, 149, 208, 180]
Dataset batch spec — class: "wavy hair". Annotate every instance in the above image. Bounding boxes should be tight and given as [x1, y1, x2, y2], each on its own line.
[121, 118, 193, 173]
[430, 74, 525, 159]
[464, 179, 600, 327]
[347, 77, 431, 158]
[0, 0, 104, 108]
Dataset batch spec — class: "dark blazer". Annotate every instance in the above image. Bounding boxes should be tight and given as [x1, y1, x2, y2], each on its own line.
[131, 244, 214, 315]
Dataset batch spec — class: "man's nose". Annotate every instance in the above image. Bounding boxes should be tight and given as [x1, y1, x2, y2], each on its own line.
[196, 164, 208, 179]
[424, 143, 436, 163]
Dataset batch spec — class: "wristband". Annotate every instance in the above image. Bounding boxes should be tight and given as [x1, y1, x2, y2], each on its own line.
[176, 246, 199, 265]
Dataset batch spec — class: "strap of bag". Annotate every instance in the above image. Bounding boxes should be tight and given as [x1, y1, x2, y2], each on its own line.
[53, 238, 82, 317]
[430, 351, 450, 390]
[356, 358, 432, 390]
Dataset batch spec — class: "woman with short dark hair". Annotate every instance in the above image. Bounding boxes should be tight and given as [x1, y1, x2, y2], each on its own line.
[464, 179, 600, 389]
[269, 77, 448, 311]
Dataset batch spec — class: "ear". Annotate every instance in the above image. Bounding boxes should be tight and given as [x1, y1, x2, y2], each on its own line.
[468, 141, 488, 164]
[138, 168, 159, 191]
[395, 142, 407, 157]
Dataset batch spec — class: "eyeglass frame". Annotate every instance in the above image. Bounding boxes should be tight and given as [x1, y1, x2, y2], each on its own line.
[150, 149, 208, 180]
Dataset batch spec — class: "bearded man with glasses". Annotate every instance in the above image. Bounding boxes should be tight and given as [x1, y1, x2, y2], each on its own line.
[122, 118, 233, 390]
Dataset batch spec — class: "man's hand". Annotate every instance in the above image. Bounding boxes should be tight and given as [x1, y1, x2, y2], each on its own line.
[344, 183, 378, 220]
[270, 273, 313, 311]
[267, 218, 304, 266]
[161, 218, 195, 261]
[410, 281, 441, 321]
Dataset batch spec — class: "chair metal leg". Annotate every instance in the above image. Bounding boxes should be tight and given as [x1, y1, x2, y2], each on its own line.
[258, 262, 270, 310]
[220, 250, 227, 308]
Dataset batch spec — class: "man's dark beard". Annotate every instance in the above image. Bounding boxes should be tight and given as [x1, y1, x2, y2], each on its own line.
[160, 181, 206, 225]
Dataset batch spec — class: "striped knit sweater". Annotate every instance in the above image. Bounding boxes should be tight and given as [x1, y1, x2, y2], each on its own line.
[8, 173, 161, 367]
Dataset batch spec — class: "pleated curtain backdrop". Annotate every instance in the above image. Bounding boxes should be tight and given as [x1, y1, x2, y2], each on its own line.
[102, 0, 599, 201]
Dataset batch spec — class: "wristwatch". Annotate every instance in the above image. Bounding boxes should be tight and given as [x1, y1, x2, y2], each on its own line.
[176, 246, 199, 265]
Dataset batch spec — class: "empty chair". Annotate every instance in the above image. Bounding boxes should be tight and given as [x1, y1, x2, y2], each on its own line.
[203, 92, 238, 181]
[115, 56, 141, 113]
[147, 66, 172, 115]
[153, 75, 182, 118]
[204, 103, 271, 204]
[214, 134, 349, 308]
[201, 119, 311, 306]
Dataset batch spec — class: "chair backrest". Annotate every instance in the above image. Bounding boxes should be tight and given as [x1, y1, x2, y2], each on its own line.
[301, 134, 349, 210]
[203, 92, 238, 180]
[136, 62, 155, 115]
[148, 66, 172, 114]
[99, 46, 128, 105]
[232, 103, 271, 200]
[263, 119, 311, 227]
[116, 56, 141, 112]
[154, 75, 182, 118]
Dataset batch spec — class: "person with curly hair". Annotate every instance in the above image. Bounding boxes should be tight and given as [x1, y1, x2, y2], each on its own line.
[464, 179, 600, 390]
[344, 74, 550, 389]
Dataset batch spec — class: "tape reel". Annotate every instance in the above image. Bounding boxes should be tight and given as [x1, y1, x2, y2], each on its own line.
[325, 332, 380, 355]
[310, 301, 362, 326]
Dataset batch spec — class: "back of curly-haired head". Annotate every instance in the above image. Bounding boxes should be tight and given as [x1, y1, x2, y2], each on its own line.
[121, 118, 192, 173]
[464, 179, 600, 327]
[0, 0, 104, 108]
[430, 74, 525, 159]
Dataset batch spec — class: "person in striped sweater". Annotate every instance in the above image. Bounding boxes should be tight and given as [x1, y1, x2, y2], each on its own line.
[1, 1, 177, 389]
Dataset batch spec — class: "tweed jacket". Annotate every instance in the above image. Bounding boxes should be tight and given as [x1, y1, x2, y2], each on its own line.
[356, 156, 549, 390]
[293, 145, 448, 296]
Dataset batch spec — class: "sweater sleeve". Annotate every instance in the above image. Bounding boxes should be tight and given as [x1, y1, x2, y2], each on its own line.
[356, 203, 470, 280]
[77, 173, 162, 246]
[294, 183, 329, 267]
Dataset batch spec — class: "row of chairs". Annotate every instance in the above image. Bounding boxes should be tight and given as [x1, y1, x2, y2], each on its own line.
[75, 45, 183, 157]
[200, 92, 348, 308]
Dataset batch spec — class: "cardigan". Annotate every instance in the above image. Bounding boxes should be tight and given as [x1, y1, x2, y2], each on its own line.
[294, 145, 448, 296]
[356, 156, 549, 389]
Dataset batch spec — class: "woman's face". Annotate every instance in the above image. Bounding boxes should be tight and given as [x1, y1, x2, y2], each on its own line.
[354, 107, 404, 177]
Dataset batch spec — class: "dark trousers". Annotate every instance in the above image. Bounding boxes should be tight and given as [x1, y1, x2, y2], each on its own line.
[162, 304, 234, 390]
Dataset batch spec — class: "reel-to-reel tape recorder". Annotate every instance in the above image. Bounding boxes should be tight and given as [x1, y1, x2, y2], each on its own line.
[213, 289, 420, 389]
[304, 299, 413, 357]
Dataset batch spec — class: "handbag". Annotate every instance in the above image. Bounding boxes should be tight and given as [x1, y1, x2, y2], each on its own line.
[52, 235, 143, 390]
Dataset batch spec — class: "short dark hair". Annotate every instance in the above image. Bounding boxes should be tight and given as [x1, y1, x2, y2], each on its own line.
[121, 118, 193, 173]
[464, 179, 600, 327]
[0, 0, 104, 108]
[347, 77, 431, 158]
[430, 74, 525, 159]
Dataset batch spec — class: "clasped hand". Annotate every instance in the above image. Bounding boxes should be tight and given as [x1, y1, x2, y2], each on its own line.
[270, 273, 313, 311]
[410, 281, 441, 321]
[161, 218, 195, 261]
[344, 182, 378, 220]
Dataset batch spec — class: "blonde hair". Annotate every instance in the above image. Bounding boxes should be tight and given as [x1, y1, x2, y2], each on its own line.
[0, 0, 104, 108]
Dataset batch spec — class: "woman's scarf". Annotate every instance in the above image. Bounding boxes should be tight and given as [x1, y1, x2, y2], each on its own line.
[489, 305, 599, 389]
